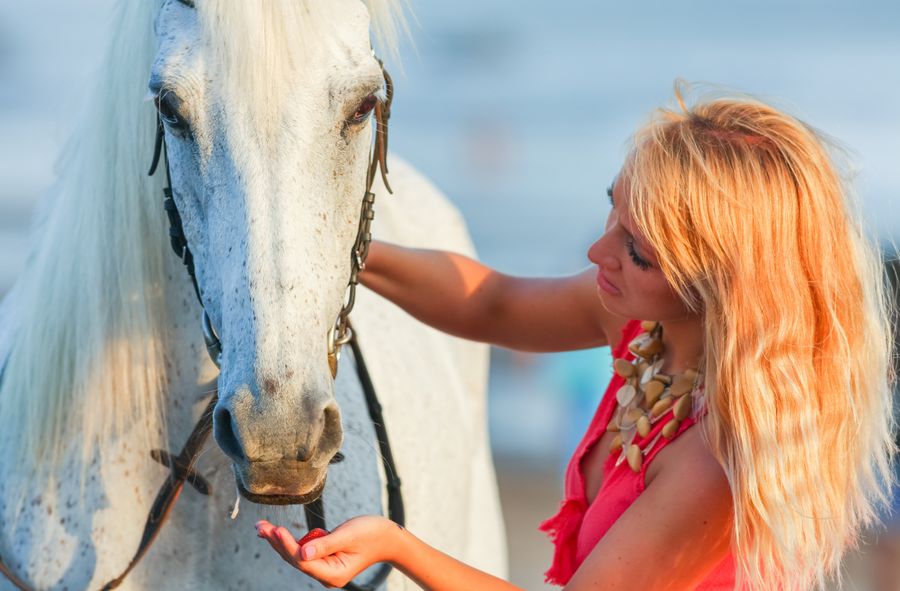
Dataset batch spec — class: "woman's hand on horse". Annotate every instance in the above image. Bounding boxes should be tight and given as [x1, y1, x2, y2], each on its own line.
[256, 516, 399, 588]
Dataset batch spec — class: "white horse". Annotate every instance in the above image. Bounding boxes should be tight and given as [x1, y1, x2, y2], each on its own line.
[0, 1, 506, 589]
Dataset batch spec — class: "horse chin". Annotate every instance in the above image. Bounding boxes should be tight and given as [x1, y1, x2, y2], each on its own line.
[235, 475, 326, 506]
[234, 466, 328, 505]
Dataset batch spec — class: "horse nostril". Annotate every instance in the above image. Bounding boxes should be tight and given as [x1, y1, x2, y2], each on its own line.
[324, 403, 341, 433]
[213, 406, 246, 463]
[296, 444, 314, 463]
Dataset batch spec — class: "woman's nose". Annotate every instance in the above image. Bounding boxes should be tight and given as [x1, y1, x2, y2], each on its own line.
[587, 233, 620, 271]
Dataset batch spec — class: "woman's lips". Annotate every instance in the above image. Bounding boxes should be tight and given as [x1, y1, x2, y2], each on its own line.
[596, 270, 621, 295]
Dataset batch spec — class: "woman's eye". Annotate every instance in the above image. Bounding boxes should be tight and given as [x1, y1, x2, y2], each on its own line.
[626, 239, 652, 270]
[606, 185, 614, 206]
[154, 92, 190, 134]
[349, 95, 378, 124]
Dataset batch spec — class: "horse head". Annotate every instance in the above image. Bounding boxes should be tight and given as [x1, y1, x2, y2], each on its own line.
[150, 0, 390, 504]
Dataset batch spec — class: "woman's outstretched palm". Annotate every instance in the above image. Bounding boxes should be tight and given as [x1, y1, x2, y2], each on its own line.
[256, 516, 396, 588]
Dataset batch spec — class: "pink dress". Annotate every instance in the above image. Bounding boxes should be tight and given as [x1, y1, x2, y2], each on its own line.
[539, 319, 735, 589]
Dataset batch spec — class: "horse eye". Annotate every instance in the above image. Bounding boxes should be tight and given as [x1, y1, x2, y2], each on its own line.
[154, 92, 190, 134]
[350, 95, 378, 124]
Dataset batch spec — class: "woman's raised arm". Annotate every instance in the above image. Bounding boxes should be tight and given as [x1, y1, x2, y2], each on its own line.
[359, 241, 625, 352]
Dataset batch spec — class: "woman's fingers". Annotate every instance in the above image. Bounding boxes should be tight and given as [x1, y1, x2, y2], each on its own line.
[297, 527, 346, 561]
[255, 521, 302, 567]
[255, 520, 272, 537]
[275, 526, 302, 558]
[255, 520, 279, 540]
[255, 517, 389, 588]
[255, 520, 340, 565]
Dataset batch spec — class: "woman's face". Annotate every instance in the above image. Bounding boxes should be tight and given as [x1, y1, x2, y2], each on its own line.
[587, 173, 694, 322]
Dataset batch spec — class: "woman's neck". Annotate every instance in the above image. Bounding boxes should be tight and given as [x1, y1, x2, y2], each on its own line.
[657, 314, 704, 374]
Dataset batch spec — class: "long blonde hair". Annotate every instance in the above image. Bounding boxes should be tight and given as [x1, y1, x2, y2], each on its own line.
[625, 83, 896, 590]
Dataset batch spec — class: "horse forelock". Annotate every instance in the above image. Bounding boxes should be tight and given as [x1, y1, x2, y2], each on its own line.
[195, 0, 405, 142]
[194, 0, 405, 53]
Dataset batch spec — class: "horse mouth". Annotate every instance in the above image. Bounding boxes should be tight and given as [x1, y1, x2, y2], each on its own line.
[234, 472, 326, 506]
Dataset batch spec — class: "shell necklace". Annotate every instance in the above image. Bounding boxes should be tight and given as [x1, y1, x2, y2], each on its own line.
[607, 320, 705, 473]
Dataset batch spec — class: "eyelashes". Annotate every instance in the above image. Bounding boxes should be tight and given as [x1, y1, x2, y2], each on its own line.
[626, 239, 652, 270]
[607, 183, 652, 270]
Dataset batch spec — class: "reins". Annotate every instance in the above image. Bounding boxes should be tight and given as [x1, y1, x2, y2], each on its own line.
[0, 63, 403, 591]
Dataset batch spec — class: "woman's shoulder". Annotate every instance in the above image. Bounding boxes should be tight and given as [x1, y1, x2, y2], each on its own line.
[645, 418, 728, 494]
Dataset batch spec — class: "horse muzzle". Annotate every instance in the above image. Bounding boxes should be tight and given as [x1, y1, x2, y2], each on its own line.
[232, 459, 329, 505]
[212, 383, 343, 505]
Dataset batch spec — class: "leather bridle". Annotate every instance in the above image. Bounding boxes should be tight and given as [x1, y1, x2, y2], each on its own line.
[0, 64, 403, 591]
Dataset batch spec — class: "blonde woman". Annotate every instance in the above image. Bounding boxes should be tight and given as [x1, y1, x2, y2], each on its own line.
[256, 88, 896, 591]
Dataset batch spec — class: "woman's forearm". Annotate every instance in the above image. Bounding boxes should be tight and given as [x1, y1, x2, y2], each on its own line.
[360, 241, 502, 342]
[359, 241, 610, 352]
[389, 526, 523, 591]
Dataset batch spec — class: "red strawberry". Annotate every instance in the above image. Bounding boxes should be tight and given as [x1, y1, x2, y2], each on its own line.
[297, 527, 329, 547]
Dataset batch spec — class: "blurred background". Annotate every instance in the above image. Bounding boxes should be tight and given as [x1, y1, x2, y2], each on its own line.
[1, 0, 898, 589]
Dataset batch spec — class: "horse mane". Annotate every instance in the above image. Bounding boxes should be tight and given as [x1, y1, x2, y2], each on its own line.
[0, 0, 406, 474]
